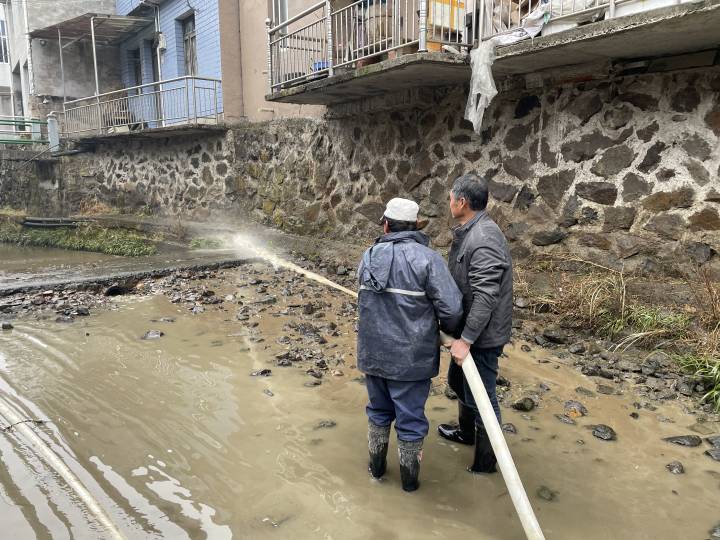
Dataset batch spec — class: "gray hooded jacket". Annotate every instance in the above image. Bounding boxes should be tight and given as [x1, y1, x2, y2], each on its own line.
[357, 231, 463, 381]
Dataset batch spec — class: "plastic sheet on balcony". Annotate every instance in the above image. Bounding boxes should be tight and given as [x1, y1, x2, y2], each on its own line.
[464, 0, 551, 134]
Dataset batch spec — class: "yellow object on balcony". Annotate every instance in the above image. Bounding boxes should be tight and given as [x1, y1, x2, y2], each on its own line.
[428, 0, 466, 32]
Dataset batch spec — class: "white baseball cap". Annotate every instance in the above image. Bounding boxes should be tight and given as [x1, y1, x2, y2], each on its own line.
[382, 197, 420, 222]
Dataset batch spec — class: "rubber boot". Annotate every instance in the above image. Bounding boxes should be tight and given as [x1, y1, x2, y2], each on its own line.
[398, 439, 423, 492]
[368, 422, 391, 479]
[468, 423, 497, 474]
[437, 401, 475, 445]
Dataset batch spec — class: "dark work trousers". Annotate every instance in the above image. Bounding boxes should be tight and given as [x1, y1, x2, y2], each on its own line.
[447, 345, 504, 426]
[365, 375, 432, 442]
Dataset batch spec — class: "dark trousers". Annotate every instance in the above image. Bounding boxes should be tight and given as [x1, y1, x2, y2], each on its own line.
[447, 345, 503, 426]
[365, 375, 432, 442]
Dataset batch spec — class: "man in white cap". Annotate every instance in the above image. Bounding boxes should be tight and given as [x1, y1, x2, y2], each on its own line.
[357, 197, 463, 492]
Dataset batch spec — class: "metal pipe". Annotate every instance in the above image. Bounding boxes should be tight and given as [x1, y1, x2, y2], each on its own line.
[419, 0, 427, 51]
[266, 18, 273, 92]
[269, 0, 326, 33]
[325, 0, 334, 76]
[90, 17, 100, 96]
[57, 28, 65, 103]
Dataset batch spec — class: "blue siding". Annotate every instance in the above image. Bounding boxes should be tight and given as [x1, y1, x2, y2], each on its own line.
[116, 0, 222, 123]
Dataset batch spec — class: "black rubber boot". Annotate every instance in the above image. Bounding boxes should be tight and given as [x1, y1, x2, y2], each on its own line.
[437, 402, 475, 445]
[398, 439, 423, 492]
[368, 422, 391, 479]
[468, 423, 497, 474]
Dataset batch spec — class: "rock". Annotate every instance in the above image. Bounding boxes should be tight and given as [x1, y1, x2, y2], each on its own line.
[707, 189, 720, 203]
[602, 105, 632, 129]
[537, 485, 558, 502]
[555, 414, 576, 425]
[249, 295, 278, 305]
[575, 182, 618, 205]
[710, 523, 720, 540]
[306, 368, 324, 379]
[577, 233, 611, 251]
[263, 389, 274, 397]
[591, 146, 635, 178]
[532, 230, 567, 246]
[689, 208, 720, 231]
[619, 92, 658, 111]
[103, 283, 127, 296]
[642, 187, 695, 211]
[576, 386, 595, 397]
[502, 423, 518, 434]
[592, 424, 617, 441]
[1, 322, 12, 331]
[496, 375, 511, 387]
[250, 369, 272, 377]
[617, 360, 640, 373]
[665, 461, 684, 474]
[488, 179, 519, 203]
[537, 170, 575, 209]
[514, 297, 530, 308]
[561, 131, 615, 162]
[568, 342, 586, 354]
[629, 412, 639, 419]
[514, 185, 536, 210]
[76, 306, 90, 316]
[534, 335, 550, 347]
[141, 330, 164, 340]
[512, 397, 536, 412]
[564, 400, 588, 418]
[304, 380, 321, 387]
[336, 266, 348, 276]
[503, 156, 532, 180]
[521, 344, 532, 353]
[596, 384, 617, 395]
[684, 159, 710, 186]
[543, 327, 569, 344]
[636, 121, 659, 142]
[706, 436, 720, 448]
[602, 207, 636, 232]
[663, 435, 702, 447]
[685, 242, 716, 265]
[56, 316, 74, 323]
[622, 172, 651, 202]
[681, 133, 711, 161]
[638, 141, 667, 173]
[444, 385, 457, 400]
[705, 448, 720, 462]
[644, 213, 686, 241]
[314, 419, 337, 429]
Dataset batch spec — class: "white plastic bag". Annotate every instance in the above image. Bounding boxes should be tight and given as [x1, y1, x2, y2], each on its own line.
[464, 40, 498, 134]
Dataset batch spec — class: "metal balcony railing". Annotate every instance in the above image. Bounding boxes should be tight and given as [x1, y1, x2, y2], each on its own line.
[0, 116, 49, 145]
[267, 0, 651, 93]
[62, 76, 223, 138]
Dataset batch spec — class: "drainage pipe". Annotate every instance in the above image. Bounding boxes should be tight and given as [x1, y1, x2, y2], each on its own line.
[439, 331, 545, 540]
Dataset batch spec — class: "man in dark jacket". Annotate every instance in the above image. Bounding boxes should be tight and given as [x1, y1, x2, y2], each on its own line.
[357, 197, 463, 492]
[438, 173, 513, 474]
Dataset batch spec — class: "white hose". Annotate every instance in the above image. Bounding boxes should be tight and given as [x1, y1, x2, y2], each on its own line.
[440, 332, 545, 540]
[0, 396, 125, 540]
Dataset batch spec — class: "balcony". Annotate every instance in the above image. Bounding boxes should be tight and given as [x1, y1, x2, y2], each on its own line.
[265, 0, 720, 105]
[62, 76, 224, 140]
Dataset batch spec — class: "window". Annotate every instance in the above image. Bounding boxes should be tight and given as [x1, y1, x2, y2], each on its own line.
[182, 15, 197, 76]
[0, 19, 9, 64]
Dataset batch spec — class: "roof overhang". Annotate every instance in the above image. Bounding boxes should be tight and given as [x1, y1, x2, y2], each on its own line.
[30, 13, 154, 45]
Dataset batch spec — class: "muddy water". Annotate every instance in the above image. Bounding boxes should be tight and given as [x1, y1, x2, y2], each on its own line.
[1, 264, 718, 539]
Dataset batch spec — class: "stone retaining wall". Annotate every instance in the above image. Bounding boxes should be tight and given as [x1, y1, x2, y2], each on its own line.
[9, 67, 720, 276]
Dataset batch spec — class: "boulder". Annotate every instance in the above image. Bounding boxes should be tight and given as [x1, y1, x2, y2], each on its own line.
[537, 170, 575, 209]
[576, 182, 618, 205]
[642, 187, 695, 212]
[590, 145, 635, 178]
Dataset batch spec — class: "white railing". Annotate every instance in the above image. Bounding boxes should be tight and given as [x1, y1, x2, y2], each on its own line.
[62, 76, 223, 138]
[267, 0, 659, 93]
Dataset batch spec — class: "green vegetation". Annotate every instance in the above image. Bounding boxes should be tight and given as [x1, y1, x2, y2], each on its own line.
[189, 237, 225, 250]
[0, 221, 157, 256]
[677, 354, 720, 411]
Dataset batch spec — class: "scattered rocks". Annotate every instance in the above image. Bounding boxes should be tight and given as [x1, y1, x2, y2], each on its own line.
[591, 424, 617, 441]
[536, 485, 558, 502]
[512, 397, 536, 412]
[502, 423, 518, 434]
[705, 448, 720, 462]
[521, 344, 532, 353]
[568, 342, 585, 355]
[564, 400, 588, 418]
[141, 330, 164, 340]
[555, 414, 576, 425]
[1, 322, 13, 330]
[706, 436, 720, 448]
[314, 419, 337, 429]
[663, 435, 702, 447]
[665, 461, 684, 474]
[250, 369, 272, 377]
[542, 327, 570, 344]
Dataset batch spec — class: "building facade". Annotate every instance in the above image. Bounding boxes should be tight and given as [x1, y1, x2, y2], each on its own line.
[0, 3, 11, 118]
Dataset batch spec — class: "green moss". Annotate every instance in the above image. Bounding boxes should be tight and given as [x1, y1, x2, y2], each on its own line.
[189, 237, 224, 250]
[0, 222, 157, 256]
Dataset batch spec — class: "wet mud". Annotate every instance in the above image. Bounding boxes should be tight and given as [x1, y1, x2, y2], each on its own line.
[0, 260, 719, 539]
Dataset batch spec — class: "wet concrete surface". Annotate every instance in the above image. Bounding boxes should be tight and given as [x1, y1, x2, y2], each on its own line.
[1, 259, 719, 539]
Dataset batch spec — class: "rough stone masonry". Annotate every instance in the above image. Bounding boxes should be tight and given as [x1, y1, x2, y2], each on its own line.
[3, 67, 719, 277]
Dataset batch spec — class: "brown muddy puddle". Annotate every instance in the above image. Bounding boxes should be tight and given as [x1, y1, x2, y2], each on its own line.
[0, 262, 718, 539]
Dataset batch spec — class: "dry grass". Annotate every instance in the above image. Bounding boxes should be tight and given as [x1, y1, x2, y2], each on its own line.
[78, 199, 113, 216]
